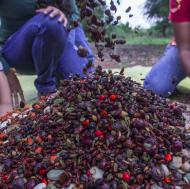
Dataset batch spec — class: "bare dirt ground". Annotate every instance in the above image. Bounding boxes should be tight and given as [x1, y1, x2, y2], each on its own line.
[94, 44, 165, 68]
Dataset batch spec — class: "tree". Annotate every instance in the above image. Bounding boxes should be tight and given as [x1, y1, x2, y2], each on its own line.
[106, 22, 132, 38]
[144, 0, 170, 37]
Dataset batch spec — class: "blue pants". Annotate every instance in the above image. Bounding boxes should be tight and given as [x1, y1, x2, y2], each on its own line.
[2, 13, 94, 94]
[144, 45, 187, 97]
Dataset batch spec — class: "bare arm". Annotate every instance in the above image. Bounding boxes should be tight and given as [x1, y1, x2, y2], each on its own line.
[0, 71, 12, 116]
[173, 22, 190, 75]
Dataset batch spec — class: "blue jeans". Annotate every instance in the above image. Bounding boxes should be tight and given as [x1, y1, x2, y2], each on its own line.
[144, 45, 187, 97]
[2, 13, 94, 94]
[57, 23, 94, 79]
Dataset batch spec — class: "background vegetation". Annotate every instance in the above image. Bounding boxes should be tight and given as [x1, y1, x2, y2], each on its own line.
[89, 0, 173, 45]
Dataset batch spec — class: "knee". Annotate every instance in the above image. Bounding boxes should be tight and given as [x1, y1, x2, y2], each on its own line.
[144, 75, 174, 97]
[36, 13, 67, 41]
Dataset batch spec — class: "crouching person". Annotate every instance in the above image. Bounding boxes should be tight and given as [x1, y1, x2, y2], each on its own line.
[0, 0, 93, 115]
[144, 39, 187, 97]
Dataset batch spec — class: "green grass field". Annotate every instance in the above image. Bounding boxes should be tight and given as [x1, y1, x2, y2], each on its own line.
[126, 34, 171, 45]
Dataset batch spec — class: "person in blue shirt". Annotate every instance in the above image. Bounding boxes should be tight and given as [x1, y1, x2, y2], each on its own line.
[0, 0, 93, 115]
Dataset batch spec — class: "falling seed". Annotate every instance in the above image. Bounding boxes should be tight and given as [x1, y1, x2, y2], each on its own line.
[126, 6, 132, 13]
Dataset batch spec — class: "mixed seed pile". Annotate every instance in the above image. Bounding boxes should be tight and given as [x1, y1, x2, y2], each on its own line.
[1, 1, 189, 189]
[0, 67, 189, 189]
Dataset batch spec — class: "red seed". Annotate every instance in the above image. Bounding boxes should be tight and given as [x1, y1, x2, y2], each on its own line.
[165, 153, 172, 162]
[39, 169, 47, 175]
[47, 134, 53, 140]
[82, 120, 90, 126]
[95, 130, 104, 137]
[110, 94, 117, 101]
[2, 175, 9, 181]
[27, 138, 33, 145]
[99, 95, 106, 100]
[163, 177, 171, 184]
[35, 147, 43, 154]
[86, 170, 91, 177]
[122, 172, 130, 182]
[36, 136, 43, 143]
[50, 155, 57, 162]
[41, 178, 47, 185]
[101, 109, 108, 117]
[0, 133, 8, 140]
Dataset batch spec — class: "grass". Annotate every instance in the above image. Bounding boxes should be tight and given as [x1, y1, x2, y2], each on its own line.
[18, 75, 36, 103]
[126, 34, 171, 45]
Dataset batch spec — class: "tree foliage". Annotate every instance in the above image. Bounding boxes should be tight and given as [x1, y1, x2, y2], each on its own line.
[144, 0, 169, 19]
[144, 0, 170, 37]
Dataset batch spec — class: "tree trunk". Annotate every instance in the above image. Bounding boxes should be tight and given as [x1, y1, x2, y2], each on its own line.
[162, 26, 167, 37]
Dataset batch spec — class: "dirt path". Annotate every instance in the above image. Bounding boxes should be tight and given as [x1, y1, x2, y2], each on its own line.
[94, 44, 165, 68]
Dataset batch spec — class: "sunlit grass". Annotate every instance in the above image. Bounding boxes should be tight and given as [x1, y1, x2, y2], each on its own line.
[126, 34, 171, 45]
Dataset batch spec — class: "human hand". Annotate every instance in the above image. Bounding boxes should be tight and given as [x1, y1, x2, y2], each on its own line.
[6, 69, 25, 108]
[36, 6, 68, 27]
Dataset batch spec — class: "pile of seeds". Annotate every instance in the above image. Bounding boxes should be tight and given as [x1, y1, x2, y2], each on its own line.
[0, 66, 189, 188]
